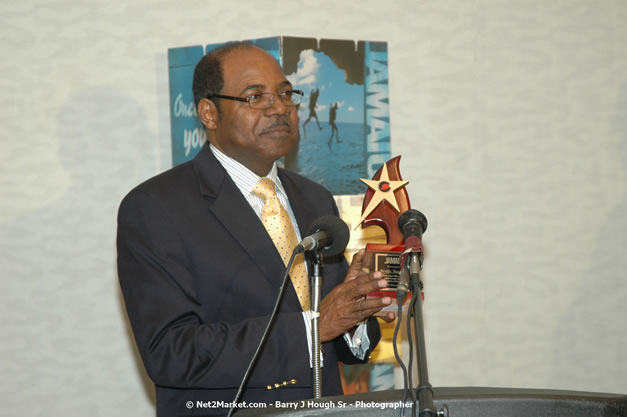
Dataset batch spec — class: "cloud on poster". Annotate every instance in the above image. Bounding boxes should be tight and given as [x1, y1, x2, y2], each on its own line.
[287, 50, 363, 124]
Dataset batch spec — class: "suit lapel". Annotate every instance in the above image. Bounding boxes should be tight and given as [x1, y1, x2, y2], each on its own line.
[191, 145, 302, 311]
[279, 169, 319, 239]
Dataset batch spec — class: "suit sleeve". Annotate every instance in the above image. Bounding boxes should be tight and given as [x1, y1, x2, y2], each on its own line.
[117, 189, 310, 390]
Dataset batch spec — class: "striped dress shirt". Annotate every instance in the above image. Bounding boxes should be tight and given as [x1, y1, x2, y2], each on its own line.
[209, 144, 369, 363]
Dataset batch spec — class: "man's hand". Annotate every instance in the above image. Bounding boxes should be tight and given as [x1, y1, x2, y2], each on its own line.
[319, 249, 396, 342]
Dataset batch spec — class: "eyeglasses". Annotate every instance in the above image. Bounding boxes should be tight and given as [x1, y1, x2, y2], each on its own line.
[207, 89, 304, 110]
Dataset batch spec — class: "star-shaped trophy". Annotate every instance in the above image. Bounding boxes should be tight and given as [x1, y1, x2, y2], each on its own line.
[357, 156, 411, 301]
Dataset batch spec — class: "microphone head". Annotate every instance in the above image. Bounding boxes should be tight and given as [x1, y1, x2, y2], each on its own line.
[306, 215, 350, 257]
[398, 209, 428, 239]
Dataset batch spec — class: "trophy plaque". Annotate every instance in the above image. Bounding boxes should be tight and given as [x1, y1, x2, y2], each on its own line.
[357, 156, 411, 301]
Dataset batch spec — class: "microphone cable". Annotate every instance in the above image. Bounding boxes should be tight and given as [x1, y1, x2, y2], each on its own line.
[226, 249, 298, 417]
[406, 288, 419, 417]
[395, 255, 419, 417]
[393, 286, 415, 417]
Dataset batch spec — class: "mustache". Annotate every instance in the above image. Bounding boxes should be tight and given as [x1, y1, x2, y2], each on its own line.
[262, 117, 292, 133]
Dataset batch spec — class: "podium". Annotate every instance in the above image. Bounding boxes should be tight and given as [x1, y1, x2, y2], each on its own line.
[235, 387, 627, 417]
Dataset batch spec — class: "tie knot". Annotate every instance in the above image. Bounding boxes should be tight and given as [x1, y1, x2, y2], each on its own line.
[253, 177, 277, 201]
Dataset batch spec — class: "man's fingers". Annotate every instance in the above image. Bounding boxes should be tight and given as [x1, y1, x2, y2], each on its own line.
[345, 249, 366, 281]
[381, 311, 396, 323]
[344, 297, 392, 322]
[357, 296, 392, 312]
[351, 248, 366, 263]
[373, 310, 396, 322]
[345, 272, 387, 299]
[319, 262, 396, 340]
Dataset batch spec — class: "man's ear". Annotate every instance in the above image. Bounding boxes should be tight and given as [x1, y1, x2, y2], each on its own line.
[197, 98, 218, 130]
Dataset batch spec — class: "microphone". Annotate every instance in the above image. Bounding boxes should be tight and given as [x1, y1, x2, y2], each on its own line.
[297, 215, 350, 256]
[398, 209, 428, 255]
[398, 209, 428, 241]
[397, 209, 428, 295]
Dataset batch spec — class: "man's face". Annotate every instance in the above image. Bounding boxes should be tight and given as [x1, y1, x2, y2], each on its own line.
[209, 47, 299, 176]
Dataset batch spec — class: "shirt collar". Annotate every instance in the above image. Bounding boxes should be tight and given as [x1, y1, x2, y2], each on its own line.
[209, 143, 285, 197]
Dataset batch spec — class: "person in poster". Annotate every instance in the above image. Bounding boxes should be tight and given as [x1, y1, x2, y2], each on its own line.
[328, 101, 340, 149]
[302, 87, 323, 135]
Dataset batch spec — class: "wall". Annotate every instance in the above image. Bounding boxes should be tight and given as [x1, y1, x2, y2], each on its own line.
[1, 1, 625, 416]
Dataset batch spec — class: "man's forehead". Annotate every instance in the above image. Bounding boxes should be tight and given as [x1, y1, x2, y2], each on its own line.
[221, 47, 289, 92]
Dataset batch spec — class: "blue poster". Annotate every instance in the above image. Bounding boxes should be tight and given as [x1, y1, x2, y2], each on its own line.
[167, 37, 391, 195]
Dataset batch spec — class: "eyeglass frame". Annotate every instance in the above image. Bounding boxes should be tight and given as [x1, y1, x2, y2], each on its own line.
[206, 89, 304, 110]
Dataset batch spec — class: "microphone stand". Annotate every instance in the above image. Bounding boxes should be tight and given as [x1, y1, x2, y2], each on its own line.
[408, 252, 437, 417]
[309, 251, 323, 398]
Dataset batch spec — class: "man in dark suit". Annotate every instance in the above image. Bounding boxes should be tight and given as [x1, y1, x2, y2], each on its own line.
[117, 42, 394, 417]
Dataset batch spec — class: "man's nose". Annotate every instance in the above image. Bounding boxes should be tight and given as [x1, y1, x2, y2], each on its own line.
[265, 94, 290, 116]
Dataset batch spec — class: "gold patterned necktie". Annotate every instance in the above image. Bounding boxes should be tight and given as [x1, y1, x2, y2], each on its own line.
[253, 178, 310, 311]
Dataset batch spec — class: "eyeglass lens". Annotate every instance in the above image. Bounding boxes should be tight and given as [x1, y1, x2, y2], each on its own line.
[250, 92, 301, 109]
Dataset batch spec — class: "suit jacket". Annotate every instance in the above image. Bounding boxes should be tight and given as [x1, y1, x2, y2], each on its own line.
[117, 144, 380, 416]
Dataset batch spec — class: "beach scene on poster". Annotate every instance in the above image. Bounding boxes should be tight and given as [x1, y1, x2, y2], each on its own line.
[282, 38, 391, 195]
